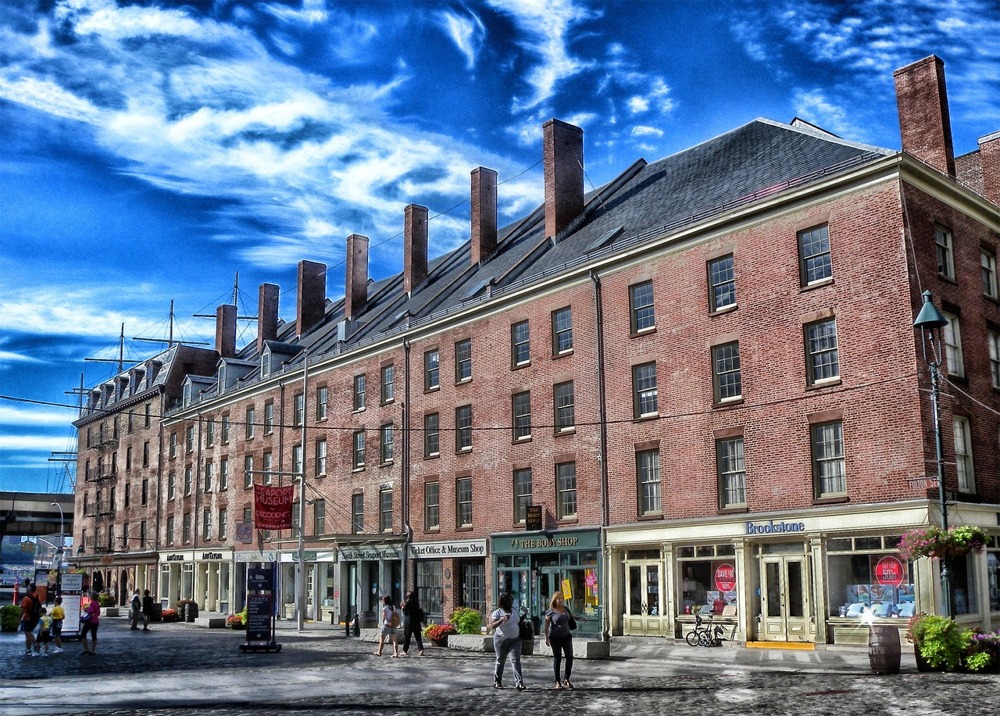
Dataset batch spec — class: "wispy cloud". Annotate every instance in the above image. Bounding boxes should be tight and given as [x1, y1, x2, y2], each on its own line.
[0, 434, 73, 452]
[0, 405, 74, 427]
[792, 89, 861, 139]
[437, 8, 486, 71]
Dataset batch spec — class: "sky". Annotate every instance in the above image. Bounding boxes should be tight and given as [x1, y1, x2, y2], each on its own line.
[1, 0, 999, 496]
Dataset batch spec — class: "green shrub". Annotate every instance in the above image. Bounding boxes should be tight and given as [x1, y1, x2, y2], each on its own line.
[1, 604, 20, 632]
[911, 614, 965, 671]
[97, 592, 116, 607]
[449, 607, 483, 635]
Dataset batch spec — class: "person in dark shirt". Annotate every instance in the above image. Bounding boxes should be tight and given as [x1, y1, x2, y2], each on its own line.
[141, 589, 155, 631]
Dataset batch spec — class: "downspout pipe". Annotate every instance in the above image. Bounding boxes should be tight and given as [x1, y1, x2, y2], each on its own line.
[590, 270, 611, 642]
[401, 340, 412, 595]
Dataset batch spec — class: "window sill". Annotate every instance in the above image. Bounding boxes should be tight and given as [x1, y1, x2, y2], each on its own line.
[633, 414, 659, 423]
[710, 304, 738, 317]
[806, 378, 841, 391]
[813, 495, 849, 505]
[552, 349, 574, 360]
[456, 526, 473, 532]
[937, 274, 958, 286]
[316, 417, 327, 423]
[556, 517, 579, 526]
[712, 398, 744, 409]
[424, 386, 440, 394]
[423, 452, 440, 460]
[352, 466, 366, 473]
[512, 361, 532, 371]
[455, 377, 472, 386]
[424, 528, 441, 535]
[799, 277, 834, 292]
[316, 473, 326, 479]
[946, 373, 968, 384]
[513, 436, 533, 445]
[717, 506, 749, 515]
[379, 461, 394, 468]
[456, 448, 473, 455]
[554, 427, 576, 436]
[380, 400, 394, 407]
[629, 327, 657, 339]
[637, 512, 664, 521]
[352, 407, 365, 414]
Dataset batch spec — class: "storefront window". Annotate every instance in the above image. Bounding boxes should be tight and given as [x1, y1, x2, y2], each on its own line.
[676, 544, 737, 616]
[416, 561, 443, 618]
[827, 535, 914, 619]
[950, 551, 978, 616]
[987, 539, 1000, 613]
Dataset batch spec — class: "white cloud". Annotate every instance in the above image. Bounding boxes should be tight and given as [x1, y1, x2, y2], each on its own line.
[0, 405, 74, 427]
[631, 125, 664, 138]
[263, 0, 328, 26]
[0, 434, 72, 452]
[438, 9, 485, 71]
[627, 96, 649, 114]
[793, 89, 860, 139]
[0, 76, 101, 124]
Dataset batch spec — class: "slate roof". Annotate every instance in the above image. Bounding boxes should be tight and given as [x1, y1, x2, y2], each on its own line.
[178, 117, 894, 409]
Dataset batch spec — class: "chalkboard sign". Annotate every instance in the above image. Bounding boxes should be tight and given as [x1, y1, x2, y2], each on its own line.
[246, 593, 272, 642]
[525, 505, 543, 531]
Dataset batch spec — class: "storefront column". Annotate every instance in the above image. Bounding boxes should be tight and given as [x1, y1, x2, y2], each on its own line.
[662, 543, 676, 638]
[809, 536, 826, 644]
[604, 544, 617, 637]
[207, 563, 218, 611]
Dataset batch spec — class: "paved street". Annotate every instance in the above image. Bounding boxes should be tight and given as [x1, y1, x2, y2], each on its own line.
[2, 616, 997, 715]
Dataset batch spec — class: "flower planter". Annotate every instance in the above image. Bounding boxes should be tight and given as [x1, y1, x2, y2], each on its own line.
[230, 622, 246, 631]
[431, 637, 448, 648]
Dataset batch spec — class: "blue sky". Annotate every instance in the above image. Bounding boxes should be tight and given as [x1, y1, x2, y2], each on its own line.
[1, 0, 998, 495]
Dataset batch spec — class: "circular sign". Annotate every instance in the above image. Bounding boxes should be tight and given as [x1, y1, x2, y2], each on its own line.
[714, 563, 737, 592]
[875, 556, 905, 588]
[585, 573, 597, 587]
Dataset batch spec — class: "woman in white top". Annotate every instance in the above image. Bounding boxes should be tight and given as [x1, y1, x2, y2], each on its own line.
[488, 593, 525, 689]
[375, 594, 400, 657]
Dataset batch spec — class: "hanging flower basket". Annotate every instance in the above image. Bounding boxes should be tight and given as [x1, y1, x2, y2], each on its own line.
[898, 525, 987, 561]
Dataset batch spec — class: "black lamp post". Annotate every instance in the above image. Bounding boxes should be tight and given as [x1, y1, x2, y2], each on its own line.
[912, 290, 952, 618]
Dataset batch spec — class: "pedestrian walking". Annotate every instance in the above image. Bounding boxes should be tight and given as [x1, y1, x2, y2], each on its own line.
[19, 583, 40, 656]
[50, 596, 65, 653]
[544, 591, 577, 689]
[141, 589, 154, 631]
[129, 590, 141, 630]
[34, 608, 53, 657]
[80, 591, 101, 656]
[374, 594, 400, 657]
[489, 593, 525, 690]
[400, 591, 425, 656]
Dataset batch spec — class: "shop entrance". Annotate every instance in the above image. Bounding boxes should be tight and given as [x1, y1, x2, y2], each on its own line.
[759, 554, 812, 642]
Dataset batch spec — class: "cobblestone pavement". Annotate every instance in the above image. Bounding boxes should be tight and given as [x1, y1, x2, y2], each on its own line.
[1, 617, 996, 715]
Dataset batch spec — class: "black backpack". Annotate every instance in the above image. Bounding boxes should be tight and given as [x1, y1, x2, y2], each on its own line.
[28, 595, 41, 621]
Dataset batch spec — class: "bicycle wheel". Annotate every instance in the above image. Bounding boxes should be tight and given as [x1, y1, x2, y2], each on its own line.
[685, 629, 701, 646]
[698, 629, 714, 647]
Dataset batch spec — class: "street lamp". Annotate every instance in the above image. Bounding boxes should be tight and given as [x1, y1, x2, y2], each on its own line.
[51, 502, 65, 597]
[912, 290, 951, 618]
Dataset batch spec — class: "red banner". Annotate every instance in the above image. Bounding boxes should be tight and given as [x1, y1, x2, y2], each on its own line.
[254, 484, 294, 530]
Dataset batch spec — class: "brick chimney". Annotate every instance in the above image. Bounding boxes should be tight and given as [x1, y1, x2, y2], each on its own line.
[543, 118, 584, 240]
[979, 131, 1000, 206]
[345, 233, 370, 319]
[215, 304, 236, 358]
[404, 204, 428, 294]
[894, 55, 956, 177]
[296, 260, 326, 336]
[257, 283, 279, 353]
[471, 167, 498, 264]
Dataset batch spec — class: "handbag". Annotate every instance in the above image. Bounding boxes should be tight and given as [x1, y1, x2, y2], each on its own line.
[80, 610, 92, 623]
[567, 609, 577, 631]
[518, 616, 533, 640]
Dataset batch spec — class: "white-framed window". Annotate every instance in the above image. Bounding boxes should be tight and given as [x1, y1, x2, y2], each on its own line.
[262, 452, 272, 484]
[989, 330, 1000, 389]
[953, 416, 975, 493]
[798, 224, 832, 285]
[511, 321, 530, 366]
[805, 318, 840, 384]
[632, 362, 658, 417]
[424, 481, 440, 530]
[312, 500, 325, 536]
[263, 402, 274, 434]
[629, 280, 655, 332]
[245, 407, 256, 439]
[455, 339, 472, 382]
[315, 439, 327, 477]
[353, 374, 366, 411]
[554, 381, 575, 431]
[352, 431, 366, 469]
[218, 508, 227, 540]
[552, 307, 573, 354]
[381, 365, 395, 404]
[455, 405, 473, 451]
[717, 437, 746, 508]
[512, 391, 531, 441]
[351, 493, 363, 534]
[556, 462, 577, 519]
[982, 249, 998, 299]
[293, 392, 304, 427]
[243, 456, 253, 489]
[942, 311, 964, 377]
[456, 477, 473, 528]
[712, 342, 742, 401]
[316, 386, 328, 421]
[424, 349, 440, 390]
[219, 458, 229, 490]
[292, 444, 302, 476]
[514, 468, 532, 524]
[637, 449, 661, 515]
[424, 413, 440, 457]
[204, 461, 213, 492]
[380, 424, 394, 463]
[708, 254, 736, 311]
[379, 488, 393, 532]
[936, 225, 954, 279]
[811, 421, 846, 497]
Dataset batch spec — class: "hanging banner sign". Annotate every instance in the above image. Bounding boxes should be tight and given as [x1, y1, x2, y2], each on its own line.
[254, 484, 294, 530]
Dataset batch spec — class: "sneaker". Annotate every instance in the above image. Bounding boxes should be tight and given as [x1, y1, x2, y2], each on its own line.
[52, 648, 64, 654]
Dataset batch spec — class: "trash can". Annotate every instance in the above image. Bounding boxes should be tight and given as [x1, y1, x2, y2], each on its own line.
[869, 625, 901, 674]
[186, 602, 199, 623]
[149, 604, 163, 623]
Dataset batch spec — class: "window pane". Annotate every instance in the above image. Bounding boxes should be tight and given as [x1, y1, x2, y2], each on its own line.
[424, 413, 440, 456]
[512, 391, 531, 440]
[712, 342, 742, 400]
[554, 381, 575, 430]
[717, 438, 746, 507]
[630, 281, 655, 332]
[812, 421, 845, 496]
[982, 250, 998, 298]
[353, 374, 366, 410]
[425, 350, 440, 389]
[556, 462, 577, 519]
[381, 365, 395, 403]
[511, 321, 530, 365]
[942, 312, 964, 377]
[455, 339, 472, 381]
[708, 254, 736, 311]
[380, 489, 393, 532]
[380, 424, 394, 463]
[806, 319, 839, 383]
[353, 431, 365, 468]
[425, 482, 440, 530]
[637, 450, 661, 514]
[989, 331, 1000, 389]
[633, 362, 658, 416]
[936, 226, 953, 278]
[456, 477, 473, 527]
[514, 468, 532, 523]
[553, 307, 573, 353]
[455, 405, 473, 450]
[799, 224, 832, 284]
[953, 417, 975, 493]
[352, 494, 363, 533]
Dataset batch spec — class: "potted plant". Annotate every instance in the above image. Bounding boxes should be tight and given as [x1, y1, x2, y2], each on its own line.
[160, 608, 179, 623]
[906, 613, 965, 671]
[226, 607, 247, 630]
[449, 606, 483, 635]
[963, 630, 1000, 673]
[898, 525, 987, 561]
[423, 622, 457, 646]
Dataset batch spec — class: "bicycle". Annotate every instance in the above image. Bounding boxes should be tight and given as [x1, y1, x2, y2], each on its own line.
[685, 614, 737, 647]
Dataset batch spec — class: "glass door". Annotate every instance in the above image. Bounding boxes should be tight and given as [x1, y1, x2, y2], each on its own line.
[760, 555, 811, 642]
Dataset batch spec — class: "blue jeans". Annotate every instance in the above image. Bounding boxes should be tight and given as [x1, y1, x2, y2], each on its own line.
[493, 635, 523, 685]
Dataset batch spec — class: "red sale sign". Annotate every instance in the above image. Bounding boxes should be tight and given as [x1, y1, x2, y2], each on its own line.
[875, 556, 905, 588]
[714, 563, 737, 592]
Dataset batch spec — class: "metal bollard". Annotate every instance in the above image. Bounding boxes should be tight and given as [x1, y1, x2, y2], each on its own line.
[352, 613, 361, 637]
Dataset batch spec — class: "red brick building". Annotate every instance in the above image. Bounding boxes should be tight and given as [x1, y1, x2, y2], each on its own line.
[72, 55, 1000, 643]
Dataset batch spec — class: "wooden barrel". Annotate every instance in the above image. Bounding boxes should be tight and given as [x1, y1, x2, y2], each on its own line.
[869, 625, 901, 674]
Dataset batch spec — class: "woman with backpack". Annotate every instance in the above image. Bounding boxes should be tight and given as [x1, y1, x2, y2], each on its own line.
[19, 582, 40, 656]
[80, 591, 101, 656]
[400, 591, 425, 656]
[374, 594, 400, 657]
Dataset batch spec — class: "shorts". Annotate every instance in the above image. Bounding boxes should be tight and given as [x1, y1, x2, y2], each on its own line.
[38, 631, 51, 644]
[380, 625, 398, 637]
[81, 621, 99, 639]
[22, 619, 39, 633]
[52, 621, 63, 637]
